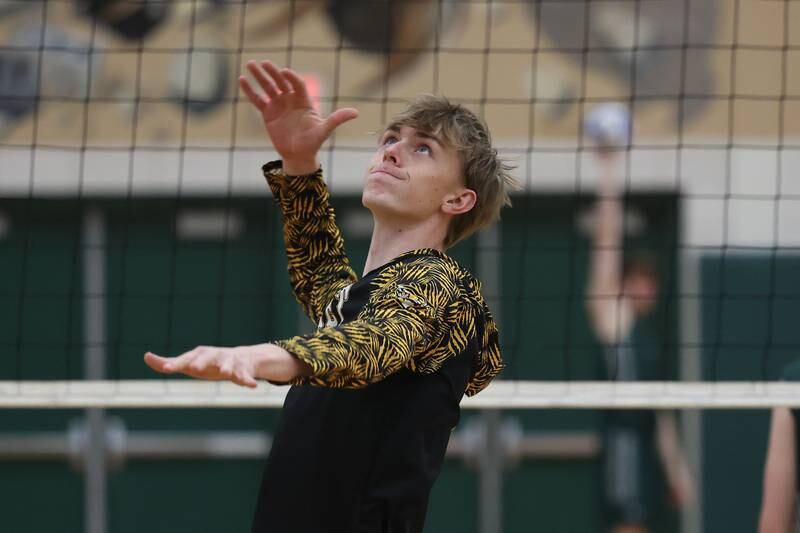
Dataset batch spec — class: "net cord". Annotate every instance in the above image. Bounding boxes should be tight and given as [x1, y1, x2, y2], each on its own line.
[2, 380, 800, 409]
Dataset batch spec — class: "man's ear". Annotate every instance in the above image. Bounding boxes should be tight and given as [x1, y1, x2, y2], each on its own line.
[442, 188, 477, 215]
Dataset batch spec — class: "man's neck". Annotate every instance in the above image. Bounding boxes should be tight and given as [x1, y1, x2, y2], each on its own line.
[363, 217, 447, 276]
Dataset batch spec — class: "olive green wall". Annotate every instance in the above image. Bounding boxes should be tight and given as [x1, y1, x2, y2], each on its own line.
[0, 194, 680, 532]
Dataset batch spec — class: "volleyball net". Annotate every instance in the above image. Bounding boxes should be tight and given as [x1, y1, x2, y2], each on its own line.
[0, 0, 797, 411]
[2, 4, 800, 533]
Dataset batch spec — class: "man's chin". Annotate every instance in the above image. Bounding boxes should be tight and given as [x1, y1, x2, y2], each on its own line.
[361, 191, 374, 209]
[361, 195, 404, 220]
[362, 187, 389, 209]
[361, 195, 388, 214]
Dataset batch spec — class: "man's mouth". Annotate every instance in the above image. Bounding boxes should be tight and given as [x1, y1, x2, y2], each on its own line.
[371, 167, 404, 180]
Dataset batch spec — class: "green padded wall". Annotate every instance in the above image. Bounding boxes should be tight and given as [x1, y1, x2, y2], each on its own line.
[0, 194, 678, 533]
[501, 194, 679, 533]
[701, 254, 800, 533]
[0, 200, 84, 531]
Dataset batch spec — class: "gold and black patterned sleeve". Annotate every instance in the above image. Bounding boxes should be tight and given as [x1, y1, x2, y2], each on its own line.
[263, 161, 358, 324]
[467, 299, 503, 396]
[273, 257, 504, 395]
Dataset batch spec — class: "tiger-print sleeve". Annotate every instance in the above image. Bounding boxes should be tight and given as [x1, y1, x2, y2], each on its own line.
[273, 258, 474, 389]
[465, 298, 503, 396]
[263, 161, 358, 324]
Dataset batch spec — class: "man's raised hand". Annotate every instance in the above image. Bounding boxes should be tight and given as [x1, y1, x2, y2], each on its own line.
[238, 60, 358, 175]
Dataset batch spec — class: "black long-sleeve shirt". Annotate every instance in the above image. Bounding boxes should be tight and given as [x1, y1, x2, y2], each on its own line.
[252, 161, 503, 533]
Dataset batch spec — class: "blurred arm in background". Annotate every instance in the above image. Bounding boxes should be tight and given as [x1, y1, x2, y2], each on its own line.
[586, 151, 695, 522]
[655, 410, 696, 509]
[585, 153, 631, 346]
[759, 407, 797, 533]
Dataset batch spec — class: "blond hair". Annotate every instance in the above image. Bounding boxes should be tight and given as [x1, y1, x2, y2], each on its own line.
[386, 95, 518, 248]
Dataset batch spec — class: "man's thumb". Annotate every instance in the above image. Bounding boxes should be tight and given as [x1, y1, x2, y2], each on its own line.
[322, 107, 359, 137]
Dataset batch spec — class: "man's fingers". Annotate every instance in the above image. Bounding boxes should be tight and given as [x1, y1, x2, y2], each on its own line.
[232, 371, 257, 388]
[165, 346, 210, 373]
[321, 107, 359, 138]
[144, 352, 173, 373]
[261, 60, 292, 93]
[252, 62, 281, 100]
[144, 347, 257, 387]
[219, 356, 236, 379]
[187, 347, 220, 376]
[247, 61, 282, 100]
[282, 68, 309, 100]
[240, 375, 258, 389]
[238, 76, 267, 110]
[234, 360, 258, 388]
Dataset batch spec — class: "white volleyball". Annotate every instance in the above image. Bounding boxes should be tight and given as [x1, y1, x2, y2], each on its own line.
[584, 103, 631, 148]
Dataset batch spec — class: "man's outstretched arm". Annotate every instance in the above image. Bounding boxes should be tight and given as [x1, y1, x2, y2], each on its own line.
[144, 262, 452, 389]
[144, 344, 311, 388]
[143, 305, 431, 389]
[143, 260, 502, 392]
[142, 288, 435, 390]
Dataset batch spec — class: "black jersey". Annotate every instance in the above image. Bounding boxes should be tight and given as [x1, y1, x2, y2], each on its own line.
[251, 161, 503, 533]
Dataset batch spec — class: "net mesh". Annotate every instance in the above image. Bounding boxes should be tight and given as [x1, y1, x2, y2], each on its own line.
[0, 0, 798, 407]
[2, 4, 800, 533]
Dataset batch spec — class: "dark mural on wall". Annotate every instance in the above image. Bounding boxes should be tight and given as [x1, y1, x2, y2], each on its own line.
[0, 0, 788, 146]
[265, 0, 720, 122]
[529, 0, 719, 126]
[77, 0, 171, 40]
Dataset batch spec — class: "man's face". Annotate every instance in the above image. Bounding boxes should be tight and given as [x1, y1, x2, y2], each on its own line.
[362, 125, 468, 224]
[623, 272, 659, 316]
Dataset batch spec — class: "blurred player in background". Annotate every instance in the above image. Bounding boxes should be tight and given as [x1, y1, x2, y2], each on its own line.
[758, 360, 800, 532]
[145, 60, 515, 532]
[584, 109, 695, 532]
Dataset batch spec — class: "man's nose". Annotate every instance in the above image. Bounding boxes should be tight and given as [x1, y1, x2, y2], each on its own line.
[383, 141, 401, 164]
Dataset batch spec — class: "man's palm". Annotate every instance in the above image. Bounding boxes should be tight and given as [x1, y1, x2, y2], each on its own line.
[239, 60, 357, 163]
[262, 97, 327, 162]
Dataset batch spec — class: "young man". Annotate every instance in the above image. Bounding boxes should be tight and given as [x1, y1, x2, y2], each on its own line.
[758, 360, 800, 533]
[144, 60, 515, 532]
[585, 153, 694, 532]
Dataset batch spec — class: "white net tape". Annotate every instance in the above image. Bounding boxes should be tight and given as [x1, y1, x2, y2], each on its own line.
[2, 381, 800, 409]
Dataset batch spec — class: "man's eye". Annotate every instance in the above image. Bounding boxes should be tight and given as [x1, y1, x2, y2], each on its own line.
[383, 135, 398, 145]
[417, 144, 431, 154]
